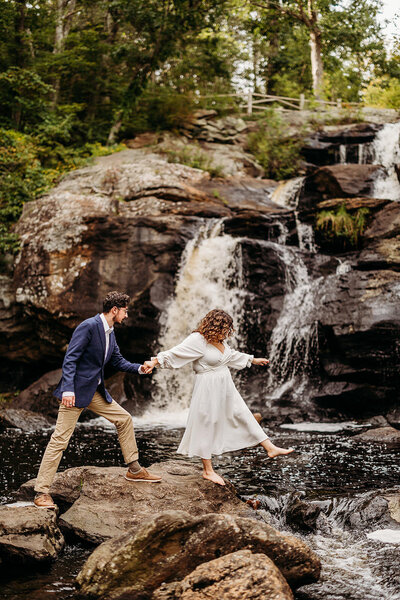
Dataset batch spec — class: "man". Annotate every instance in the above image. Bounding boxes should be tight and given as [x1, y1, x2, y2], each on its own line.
[34, 291, 161, 509]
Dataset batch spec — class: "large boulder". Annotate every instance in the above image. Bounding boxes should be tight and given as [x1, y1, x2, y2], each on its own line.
[1, 147, 290, 386]
[0, 407, 53, 432]
[301, 164, 385, 208]
[153, 549, 294, 600]
[0, 504, 64, 565]
[75, 510, 321, 598]
[11, 369, 62, 420]
[18, 461, 252, 544]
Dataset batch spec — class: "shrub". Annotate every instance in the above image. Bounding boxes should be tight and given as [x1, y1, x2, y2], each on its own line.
[315, 204, 370, 251]
[164, 143, 224, 178]
[247, 109, 304, 180]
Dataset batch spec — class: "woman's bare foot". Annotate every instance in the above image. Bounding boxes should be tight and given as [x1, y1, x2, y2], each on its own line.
[260, 439, 294, 458]
[267, 445, 294, 458]
[203, 471, 226, 486]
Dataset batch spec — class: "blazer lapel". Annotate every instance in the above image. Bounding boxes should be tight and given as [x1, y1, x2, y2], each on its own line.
[95, 314, 106, 362]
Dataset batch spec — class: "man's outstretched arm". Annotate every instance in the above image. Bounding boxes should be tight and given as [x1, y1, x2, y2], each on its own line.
[109, 340, 142, 373]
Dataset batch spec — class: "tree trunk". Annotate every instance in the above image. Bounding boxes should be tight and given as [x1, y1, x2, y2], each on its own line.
[52, 0, 76, 108]
[309, 28, 324, 98]
[107, 114, 123, 145]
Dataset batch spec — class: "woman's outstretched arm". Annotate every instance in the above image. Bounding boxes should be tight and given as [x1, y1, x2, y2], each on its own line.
[144, 332, 205, 372]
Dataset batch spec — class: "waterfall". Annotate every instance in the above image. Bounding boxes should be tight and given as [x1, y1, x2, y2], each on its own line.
[339, 144, 347, 164]
[271, 177, 316, 252]
[137, 220, 246, 425]
[265, 244, 321, 402]
[372, 121, 400, 201]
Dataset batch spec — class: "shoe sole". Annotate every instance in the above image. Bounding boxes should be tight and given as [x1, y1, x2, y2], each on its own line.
[34, 504, 57, 509]
[124, 475, 162, 483]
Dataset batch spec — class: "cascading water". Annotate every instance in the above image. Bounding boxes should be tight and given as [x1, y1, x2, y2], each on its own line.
[264, 243, 322, 404]
[372, 121, 400, 201]
[137, 220, 246, 425]
[271, 177, 316, 252]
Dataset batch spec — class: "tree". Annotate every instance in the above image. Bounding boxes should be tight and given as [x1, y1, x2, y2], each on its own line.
[249, 0, 385, 100]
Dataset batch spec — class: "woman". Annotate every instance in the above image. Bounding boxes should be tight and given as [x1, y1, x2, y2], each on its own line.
[145, 309, 293, 485]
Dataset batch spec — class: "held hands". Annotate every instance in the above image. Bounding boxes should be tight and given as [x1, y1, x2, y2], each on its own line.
[252, 357, 269, 366]
[141, 358, 159, 374]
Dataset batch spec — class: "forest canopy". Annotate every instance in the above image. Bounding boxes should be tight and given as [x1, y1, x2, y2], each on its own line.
[0, 0, 399, 254]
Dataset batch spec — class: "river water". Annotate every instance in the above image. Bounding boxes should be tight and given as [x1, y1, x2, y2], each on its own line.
[0, 421, 399, 600]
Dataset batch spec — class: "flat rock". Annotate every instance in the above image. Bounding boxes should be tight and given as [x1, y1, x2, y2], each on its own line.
[152, 549, 294, 600]
[0, 408, 53, 432]
[0, 504, 64, 565]
[18, 461, 252, 544]
[76, 510, 320, 598]
[352, 426, 400, 443]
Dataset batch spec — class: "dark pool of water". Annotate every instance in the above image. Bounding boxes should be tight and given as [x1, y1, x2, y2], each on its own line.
[0, 423, 399, 600]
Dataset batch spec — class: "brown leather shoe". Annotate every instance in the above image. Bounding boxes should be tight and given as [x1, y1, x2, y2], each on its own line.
[34, 493, 57, 508]
[124, 467, 162, 483]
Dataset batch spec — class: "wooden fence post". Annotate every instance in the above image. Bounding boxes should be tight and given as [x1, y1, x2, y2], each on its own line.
[247, 90, 253, 115]
[300, 93, 305, 110]
[337, 98, 342, 109]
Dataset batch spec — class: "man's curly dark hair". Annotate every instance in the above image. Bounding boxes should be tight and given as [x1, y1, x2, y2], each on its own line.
[103, 291, 130, 313]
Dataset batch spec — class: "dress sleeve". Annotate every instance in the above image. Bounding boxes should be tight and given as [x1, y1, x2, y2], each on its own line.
[154, 332, 205, 369]
[227, 349, 254, 370]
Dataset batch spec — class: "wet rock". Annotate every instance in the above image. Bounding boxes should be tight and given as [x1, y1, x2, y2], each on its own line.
[11, 369, 62, 421]
[384, 493, 400, 524]
[301, 164, 385, 208]
[152, 549, 294, 600]
[285, 497, 322, 533]
[0, 408, 53, 432]
[386, 407, 400, 429]
[352, 426, 400, 443]
[75, 510, 320, 598]
[17, 466, 88, 506]
[18, 461, 252, 544]
[0, 504, 64, 565]
[302, 123, 380, 166]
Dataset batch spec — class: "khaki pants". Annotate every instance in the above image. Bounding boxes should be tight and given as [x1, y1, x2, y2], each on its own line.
[34, 392, 138, 494]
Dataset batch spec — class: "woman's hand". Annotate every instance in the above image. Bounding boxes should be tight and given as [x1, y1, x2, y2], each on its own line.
[252, 357, 269, 366]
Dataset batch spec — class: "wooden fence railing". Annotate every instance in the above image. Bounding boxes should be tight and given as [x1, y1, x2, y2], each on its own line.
[199, 92, 360, 115]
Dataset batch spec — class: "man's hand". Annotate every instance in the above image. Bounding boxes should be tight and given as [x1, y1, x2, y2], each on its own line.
[252, 357, 269, 366]
[62, 394, 76, 407]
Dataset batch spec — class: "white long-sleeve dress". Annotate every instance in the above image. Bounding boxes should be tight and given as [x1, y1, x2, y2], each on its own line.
[155, 332, 268, 459]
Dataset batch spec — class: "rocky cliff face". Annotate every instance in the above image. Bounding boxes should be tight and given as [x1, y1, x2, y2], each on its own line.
[1, 120, 400, 423]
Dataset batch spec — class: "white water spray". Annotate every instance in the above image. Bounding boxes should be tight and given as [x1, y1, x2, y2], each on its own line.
[372, 122, 400, 201]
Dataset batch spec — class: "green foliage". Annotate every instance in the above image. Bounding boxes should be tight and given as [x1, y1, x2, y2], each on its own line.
[247, 110, 303, 180]
[164, 143, 224, 178]
[315, 204, 370, 251]
[364, 77, 400, 110]
[0, 128, 125, 255]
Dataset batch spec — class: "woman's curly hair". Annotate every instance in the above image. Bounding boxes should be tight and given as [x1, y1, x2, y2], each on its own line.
[194, 309, 234, 343]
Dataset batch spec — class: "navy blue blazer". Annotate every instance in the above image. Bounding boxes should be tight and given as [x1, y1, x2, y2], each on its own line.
[54, 314, 141, 408]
